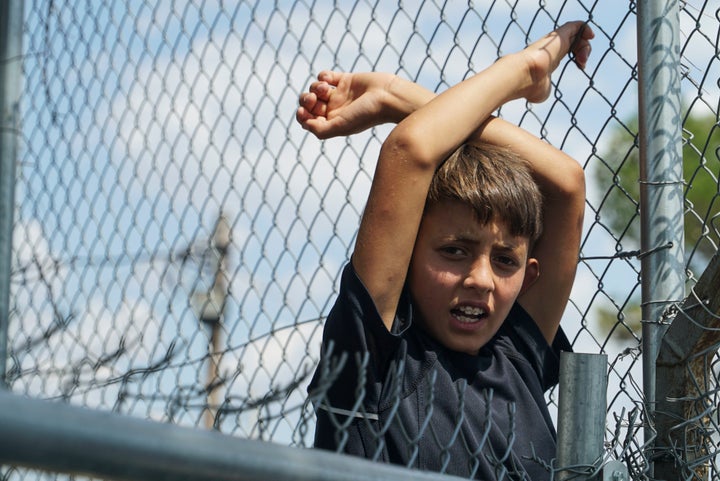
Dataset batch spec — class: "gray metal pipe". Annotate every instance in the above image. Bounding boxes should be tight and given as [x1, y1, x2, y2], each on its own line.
[636, 0, 685, 468]
[556, 352, 608, 481]
[0, 390, 471, 481]
[0, 0, 24, 388]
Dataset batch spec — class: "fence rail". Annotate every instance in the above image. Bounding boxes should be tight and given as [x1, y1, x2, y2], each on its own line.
[1, 1, 719, 480]
[0, 389, 471, 481]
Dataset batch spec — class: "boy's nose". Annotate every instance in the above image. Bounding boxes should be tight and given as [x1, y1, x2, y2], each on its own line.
[463, 260, 494, 292]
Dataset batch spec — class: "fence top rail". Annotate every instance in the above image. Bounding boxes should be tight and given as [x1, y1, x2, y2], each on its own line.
[0, 389, 471, 481]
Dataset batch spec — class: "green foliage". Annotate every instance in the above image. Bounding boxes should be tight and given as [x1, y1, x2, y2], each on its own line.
[594, 113, 720, 262]
[682, 115, 720, 260]
[593, 112, 720, 340]
[596, 304, 642, 343]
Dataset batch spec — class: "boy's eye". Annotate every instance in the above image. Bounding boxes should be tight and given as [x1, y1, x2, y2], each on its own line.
[439, 246, 466, 257]
[494, 255, 518, 267]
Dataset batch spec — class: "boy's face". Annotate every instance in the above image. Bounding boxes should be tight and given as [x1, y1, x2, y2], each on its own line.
[408, 200, 539, 355]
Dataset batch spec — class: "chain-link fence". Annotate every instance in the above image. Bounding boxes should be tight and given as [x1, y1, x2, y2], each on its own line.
[0, 1, 718, 480]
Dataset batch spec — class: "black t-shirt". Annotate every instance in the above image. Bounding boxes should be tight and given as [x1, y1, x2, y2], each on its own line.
[307, 262, 571, 480]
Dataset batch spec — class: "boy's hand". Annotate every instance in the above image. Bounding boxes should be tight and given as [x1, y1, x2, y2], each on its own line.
[517, 20, 594, 103]
[296, 71, 396, 139]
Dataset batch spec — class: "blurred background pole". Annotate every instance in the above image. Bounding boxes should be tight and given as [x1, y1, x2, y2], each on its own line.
[196, 214, 230, 429]
[0, 0, 24, 389]
[636, 0, 685, 473]
[556, 352, 608, 480]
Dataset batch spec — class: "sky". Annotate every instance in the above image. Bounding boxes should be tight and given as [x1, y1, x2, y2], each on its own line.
[6, 0, 718, 451]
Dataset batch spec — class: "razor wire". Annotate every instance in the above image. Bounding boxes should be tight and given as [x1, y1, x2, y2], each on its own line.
[1, 1, 719, 480]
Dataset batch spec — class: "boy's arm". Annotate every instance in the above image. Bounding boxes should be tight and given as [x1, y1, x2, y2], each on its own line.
[298, 22, 593, 334]
[296, 71, 434, 139]
[470, 117, 585, 344]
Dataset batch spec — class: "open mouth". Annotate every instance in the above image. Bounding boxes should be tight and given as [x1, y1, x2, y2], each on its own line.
[451, 305, 487, 324]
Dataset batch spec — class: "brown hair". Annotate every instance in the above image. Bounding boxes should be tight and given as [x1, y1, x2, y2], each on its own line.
[426, 142, 543, 244]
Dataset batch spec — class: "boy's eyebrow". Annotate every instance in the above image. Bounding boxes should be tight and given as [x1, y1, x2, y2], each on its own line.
[493, 242, 524, 253]
[444, 234, 524, 251]
[442, 234, 479, 244]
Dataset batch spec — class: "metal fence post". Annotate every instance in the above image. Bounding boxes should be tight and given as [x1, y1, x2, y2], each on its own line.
[636, 0, 685, 472]
[556, 352, 608, 480]
[0, 0, 24, 388]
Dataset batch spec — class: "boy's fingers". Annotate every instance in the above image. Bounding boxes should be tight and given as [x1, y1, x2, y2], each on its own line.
[297, 112, 329, 137]
[307, 80, 332, 103]
[298, 91, 314, 106]
[296, 106, 311, 126]
[577, 44, 592, 68]
[567, 22, 587, 52]
[313, 101, 328, 117]
[317, 70, 341, 86]
[299, 91, 330, 117]
[567, 21, 594, 69]
[314, 82, 332, 100]
[298, 92, 317, 114]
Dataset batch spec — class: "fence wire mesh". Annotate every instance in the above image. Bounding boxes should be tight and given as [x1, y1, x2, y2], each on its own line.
[1, 0, 719, 480]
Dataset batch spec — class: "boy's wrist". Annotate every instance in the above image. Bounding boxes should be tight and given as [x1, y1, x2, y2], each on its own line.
[384, 74, 435, 124]
[490, 53, 533, 104]
[383, 74, 411, 123]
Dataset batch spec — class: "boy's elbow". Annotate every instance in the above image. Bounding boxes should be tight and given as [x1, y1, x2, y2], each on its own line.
[569, 161, 586, 198]
[558, 160, 586, 202]
[563, 163, 586, 224]
[381, 125, 439, 172]
[544, 160, 585, 222]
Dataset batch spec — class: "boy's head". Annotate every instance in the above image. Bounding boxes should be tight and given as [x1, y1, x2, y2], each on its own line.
[426, 142, 543, 246]
[408, 142, 543, 355]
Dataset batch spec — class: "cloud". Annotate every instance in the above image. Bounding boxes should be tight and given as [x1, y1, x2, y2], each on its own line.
[213, 318, 323, 442]
[10, 219, 164, 414]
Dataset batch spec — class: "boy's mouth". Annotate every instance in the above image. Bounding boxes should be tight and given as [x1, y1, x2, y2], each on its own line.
[451, 305, 487, 323]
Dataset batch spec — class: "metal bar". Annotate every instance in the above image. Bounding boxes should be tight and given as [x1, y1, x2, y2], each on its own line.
[556, 352, 608, 481]
[0, 389, 471, 481]
[636, 0, 685, 471]
[0, 0, 24, 388]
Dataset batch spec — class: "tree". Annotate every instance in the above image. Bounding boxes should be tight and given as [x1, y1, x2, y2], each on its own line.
[593, 111, 719, 340]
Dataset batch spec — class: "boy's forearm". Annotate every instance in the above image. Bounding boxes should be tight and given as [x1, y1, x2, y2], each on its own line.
[361, 54, 525, 136]
[383, 64, 583, 202]
[471, 116, 585, 199]
[476, 117, 585, 343]
[382, 54, 528, 169]
[383, 75, 436, 123]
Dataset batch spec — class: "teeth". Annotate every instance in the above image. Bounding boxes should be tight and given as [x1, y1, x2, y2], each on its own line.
[458, 306, 485, 316]
[453, 305, 487, 323]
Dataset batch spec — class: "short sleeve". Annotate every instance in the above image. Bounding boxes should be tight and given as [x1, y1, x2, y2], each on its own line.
[308, 262, 411, 410]
[498, 303, 572, 391]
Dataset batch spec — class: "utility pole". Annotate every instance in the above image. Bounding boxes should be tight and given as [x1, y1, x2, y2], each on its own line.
[194, 214, 230, 429]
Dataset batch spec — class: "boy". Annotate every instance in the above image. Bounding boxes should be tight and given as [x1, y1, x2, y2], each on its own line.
[296, 21, 594, 480]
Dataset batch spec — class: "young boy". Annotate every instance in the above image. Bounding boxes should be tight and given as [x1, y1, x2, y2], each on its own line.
[296, 21, 593, 480]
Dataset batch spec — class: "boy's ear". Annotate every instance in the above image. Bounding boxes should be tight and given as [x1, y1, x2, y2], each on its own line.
[519, 257, 540, 295]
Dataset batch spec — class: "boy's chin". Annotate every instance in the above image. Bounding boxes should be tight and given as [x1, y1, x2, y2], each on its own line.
[444, 335, 494, 356]
[416, 316, 498, 355]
